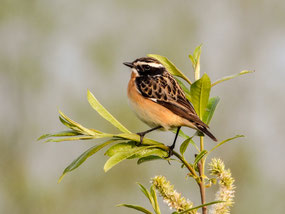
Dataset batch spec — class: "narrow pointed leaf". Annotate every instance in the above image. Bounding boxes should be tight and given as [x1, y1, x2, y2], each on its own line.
[188, 55, 195, 67]
[105, 141, 137, 157]
[137, 155, 163, 165]
[212, 70, 255, 87]
[189, 44, 202, 67]
[58, 139, 117, 183]
[202, 96, 220, 125]
[43, 136, 95, 143]
[38, 130, 81, 141]
[171, 128, 190, 140]
[87, 90, 131, 133]
[189, 45, 202, 77]
[105, 141, 166, 159]
[193, 45, 202, 60]
[59, 116, 81, 133]
[116, 133, 162, 145]
[180, 136, 198, 155]
[147, 54, 192, 84]
[129, 148, 168, 159]
[209, 135, 245, 153]
[150, 185, 161, 214]
[137, 183, 155, 209]
[190, 73, 211, 118]
[59, 110, 99, 136]
[193, 150, 208, 167]
[104, 146, 154, 172]
[43, 132, 113, 143]
[117, 204, 153, 214]
[172, 200, 225, 214]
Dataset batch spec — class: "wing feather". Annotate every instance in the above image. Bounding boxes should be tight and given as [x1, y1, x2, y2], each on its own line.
[135, 73, 208, 128]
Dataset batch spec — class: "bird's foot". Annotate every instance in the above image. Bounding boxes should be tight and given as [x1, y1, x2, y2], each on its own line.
[136, 132, 144, 146]
[165, 145, 175, 158]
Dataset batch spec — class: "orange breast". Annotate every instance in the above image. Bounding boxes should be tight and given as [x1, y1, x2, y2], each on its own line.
[127, 72, 193, 130]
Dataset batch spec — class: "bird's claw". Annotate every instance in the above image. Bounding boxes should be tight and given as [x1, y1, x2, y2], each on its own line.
[165, 145, 174, 158]
[136, 132, 144, 146]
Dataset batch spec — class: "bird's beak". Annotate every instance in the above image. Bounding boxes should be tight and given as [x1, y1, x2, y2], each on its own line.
[123, 62, 133, 68]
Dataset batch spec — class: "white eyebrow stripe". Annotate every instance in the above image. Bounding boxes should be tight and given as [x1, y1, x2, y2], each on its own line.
[137, 62, 164, 68]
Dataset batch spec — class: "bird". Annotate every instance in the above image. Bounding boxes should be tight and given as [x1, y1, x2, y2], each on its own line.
[123, 57, 217, 156]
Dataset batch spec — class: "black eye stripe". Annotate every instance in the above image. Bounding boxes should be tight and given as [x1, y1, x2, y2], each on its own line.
[136, 63, 165, 76]
[137, 65, 143, 73]
[144, 65, 150, 70]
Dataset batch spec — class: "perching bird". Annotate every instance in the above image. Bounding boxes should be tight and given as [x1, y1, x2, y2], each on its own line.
[124, 57, 217, 155]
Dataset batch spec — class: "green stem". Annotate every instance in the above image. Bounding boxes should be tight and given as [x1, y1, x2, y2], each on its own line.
[153, 144, 200, 184]
[198, 136, 207, 214]
[173, 151, 200, 184]
[194, 55, 207, 214]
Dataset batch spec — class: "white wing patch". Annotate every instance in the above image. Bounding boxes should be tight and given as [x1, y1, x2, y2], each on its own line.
[150, 98, 158, 102]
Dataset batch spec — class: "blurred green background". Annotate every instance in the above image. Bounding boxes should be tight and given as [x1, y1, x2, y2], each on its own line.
[1, 0, 285, 213]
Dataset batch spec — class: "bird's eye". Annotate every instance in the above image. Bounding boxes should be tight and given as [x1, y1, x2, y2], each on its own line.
[144, 65, 150, 70]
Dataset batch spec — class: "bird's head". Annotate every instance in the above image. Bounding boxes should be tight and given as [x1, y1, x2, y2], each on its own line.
[123, 57, 166, 77]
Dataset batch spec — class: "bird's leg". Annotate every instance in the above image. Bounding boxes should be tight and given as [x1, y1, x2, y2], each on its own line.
[136, 126, 162, 145]
[166, 126, 181, 157]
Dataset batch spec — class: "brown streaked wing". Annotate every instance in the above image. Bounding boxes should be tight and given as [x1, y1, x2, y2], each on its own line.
[156, 100, 208, 127]
[166, 73, 197, 115]
[135, 74, 208, 128]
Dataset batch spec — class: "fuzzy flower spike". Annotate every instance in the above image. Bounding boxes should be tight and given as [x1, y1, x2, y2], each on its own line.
[151, 176, 197, 214]
[208, 158, 235, 214]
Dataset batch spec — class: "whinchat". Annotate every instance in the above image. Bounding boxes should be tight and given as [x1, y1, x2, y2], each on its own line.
[124, 57, 217, 155]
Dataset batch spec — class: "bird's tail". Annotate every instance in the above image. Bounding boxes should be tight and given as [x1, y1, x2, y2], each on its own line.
[196, 124, 218, 142]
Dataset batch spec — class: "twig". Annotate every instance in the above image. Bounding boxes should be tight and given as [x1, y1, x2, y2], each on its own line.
[198, 136, 207, 214]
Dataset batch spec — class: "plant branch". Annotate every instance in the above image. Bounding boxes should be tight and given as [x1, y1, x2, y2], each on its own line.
[211, 70, 255, 87]
[192, 49, 207, 214]
[150, 144, 200, 183]
[172, 151, 200, 183]
[198, 136, 207, 214]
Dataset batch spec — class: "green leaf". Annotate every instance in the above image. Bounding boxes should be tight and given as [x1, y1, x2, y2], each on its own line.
[209, 135, 245, 153]
[171, 128, 190, 140]
[193, 45, 202, 60]
[190, 73, 211, 118]
[117, 204, 153, 214]
[59, 116, 82, 133]
[104, 145, 154, 172]
[189, 44, 202, 68]
[129, 148, 168, 159]
[211, 70, 255, 87]
[105, 141, 137, 157]
[37, 130, 81, 141]
[189, 45, 202, 79]
[137, 155, 163, 165]
[59, 111, 99, 136]
[180, 136, 198, 155]
[150, 185, 161, 214]
[105, 141, 166, 159]
[172, 200, 225, 214]
[202, 96, 220, 125]
[193, 150, 208, 167]
[87, 90, 131, 133]
[147, 54, 192, 84]
[116, 133, 163, 145]
[43, 136, 95, 143]
[58, 139, 117, 183]
[137, 183, 155, 209]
